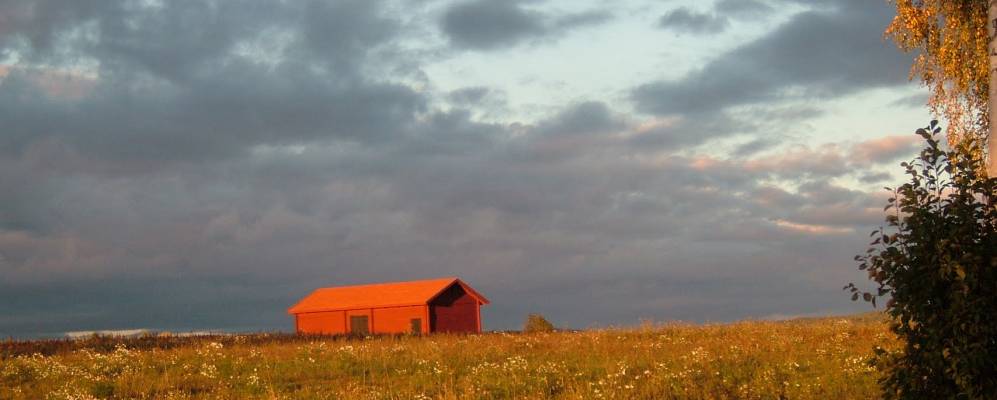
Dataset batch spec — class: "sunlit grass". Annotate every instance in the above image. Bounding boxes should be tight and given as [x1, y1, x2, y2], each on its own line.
[0, 313, 894, 399]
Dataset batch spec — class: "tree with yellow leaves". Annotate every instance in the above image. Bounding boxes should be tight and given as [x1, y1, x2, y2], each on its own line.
[886, 0, 996, 176]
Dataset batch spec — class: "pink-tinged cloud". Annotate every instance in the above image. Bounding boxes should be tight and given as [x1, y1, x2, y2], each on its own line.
[633, 116, 682, 134]
[750, 186, 797, 208]
[28, 68, 98, 100]
[851, 135, 921, 165]
[771, 219, 854, 235]
[743, 144, 849, 176]
[791, 204, 882, 228]
[1, 66, 98, 100]
[689, 155, 724, 171]
[730, 136, 921, 179]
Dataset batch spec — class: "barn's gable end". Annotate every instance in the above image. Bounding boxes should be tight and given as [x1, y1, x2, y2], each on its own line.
[429, 283, 481, 333]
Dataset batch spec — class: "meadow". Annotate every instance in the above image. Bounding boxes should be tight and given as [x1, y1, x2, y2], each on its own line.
[0, 313, 896, 399]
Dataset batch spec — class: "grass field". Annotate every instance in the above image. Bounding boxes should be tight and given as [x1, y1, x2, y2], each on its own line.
[0, 313, 896, 399]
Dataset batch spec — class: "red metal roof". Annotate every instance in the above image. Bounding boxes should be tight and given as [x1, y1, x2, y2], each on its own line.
[287, 277, 489, 314]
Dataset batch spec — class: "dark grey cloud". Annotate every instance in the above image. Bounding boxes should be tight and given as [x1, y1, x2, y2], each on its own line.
[628, 113, 749, 150]
[534, 101, 625, 137]
[301, 0, 401, 72]
[0, 0, 108, 54]
[658, 8, 729, 35]
[625, 104, 816, 152]
[448, 86, 493, 104]
[0, 0, 425, 167]
[446, 86, 511, 119]
[714, 0, 774, 19]
[733, 138, 777, 157]
[0, 0, 906, 337]
[441, 1, 544, 50]
[440, 0, 611, 50]
[634, 0, 909, 116]
[554, 9, 614, 31]
[859, 171, 893, 184]
[0, 66, 426, 167]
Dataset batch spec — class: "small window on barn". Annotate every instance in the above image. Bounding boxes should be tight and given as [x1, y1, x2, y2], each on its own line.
[410, 318, 422, 334]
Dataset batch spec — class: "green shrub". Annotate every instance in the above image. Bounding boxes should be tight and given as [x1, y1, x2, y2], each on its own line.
[848, 121, 997, 399]
[523, 313, 556, 333]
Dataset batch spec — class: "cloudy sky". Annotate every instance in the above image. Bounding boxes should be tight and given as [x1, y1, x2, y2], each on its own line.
[0, 0, 930, 337]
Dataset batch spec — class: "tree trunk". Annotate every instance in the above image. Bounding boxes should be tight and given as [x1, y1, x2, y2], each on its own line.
[990, 1, 997, 177]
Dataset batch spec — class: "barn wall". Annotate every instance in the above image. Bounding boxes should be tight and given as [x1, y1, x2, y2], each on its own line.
[295, 306, 429, 335]
[430, 284, 479, 333]
[372, 306, 424, 334]
[296, 311, 346, 334]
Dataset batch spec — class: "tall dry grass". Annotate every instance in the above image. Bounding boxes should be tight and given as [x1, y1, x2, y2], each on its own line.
[0, 314, 895, 399]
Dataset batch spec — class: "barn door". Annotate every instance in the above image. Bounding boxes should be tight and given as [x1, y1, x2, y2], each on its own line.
[349, 316, 369, 335]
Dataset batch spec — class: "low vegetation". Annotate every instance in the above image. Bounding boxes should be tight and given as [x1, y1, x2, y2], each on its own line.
[523, 314, 556, 333]
[1, 313, 895, 399]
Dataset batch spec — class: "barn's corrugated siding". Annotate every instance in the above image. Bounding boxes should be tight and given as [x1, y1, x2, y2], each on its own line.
[373, 306, 424, 333]
[296, 306, 427, 335]
[296, 311, 345, 334]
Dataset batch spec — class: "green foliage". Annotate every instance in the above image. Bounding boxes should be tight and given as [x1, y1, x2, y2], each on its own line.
[523, 313, 556, 333]
[848, 121, 997, 399]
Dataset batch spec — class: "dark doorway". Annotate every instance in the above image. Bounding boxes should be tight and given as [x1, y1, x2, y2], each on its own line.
[410, 318, 422, 334]
[350, 316, 369, 335]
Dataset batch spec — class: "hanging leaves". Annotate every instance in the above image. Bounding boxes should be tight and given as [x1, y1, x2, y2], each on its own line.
[886, 0, 990, 155]
[849, 121, 997, 399]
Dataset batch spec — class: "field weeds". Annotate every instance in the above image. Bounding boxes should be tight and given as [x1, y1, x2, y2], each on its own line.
[0, 314, 895, 399]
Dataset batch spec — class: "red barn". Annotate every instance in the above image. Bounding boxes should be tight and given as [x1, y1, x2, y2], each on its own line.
[287, 277, 489, 335]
